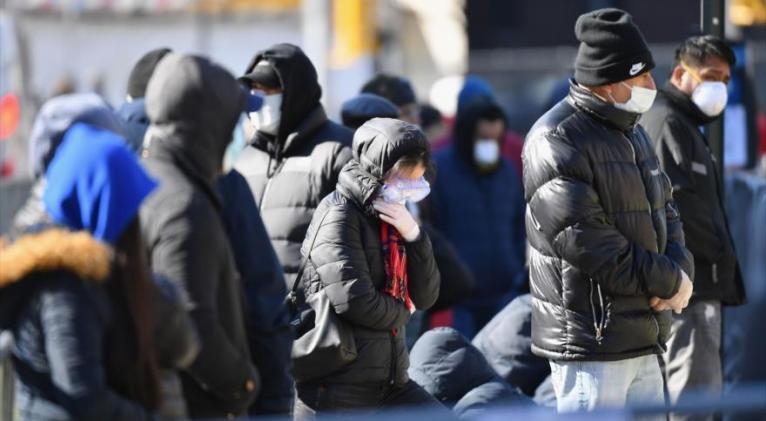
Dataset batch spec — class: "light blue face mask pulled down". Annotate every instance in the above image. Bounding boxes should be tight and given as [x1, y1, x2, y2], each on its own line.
[381, 176, 431, 204]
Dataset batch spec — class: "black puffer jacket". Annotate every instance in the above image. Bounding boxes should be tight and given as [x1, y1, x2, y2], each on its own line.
[523, 81, 694, 362]
[299, 118, 440, 386]
[640, 84, 745, 306]
[140, 54, 258, 419]
[235, 44, 353, 287]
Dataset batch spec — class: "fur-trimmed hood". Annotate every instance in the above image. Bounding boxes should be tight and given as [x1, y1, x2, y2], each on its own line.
[0, 228, 112, 289]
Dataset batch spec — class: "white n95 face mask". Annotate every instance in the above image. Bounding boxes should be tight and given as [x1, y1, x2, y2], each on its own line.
[611, 82, 657, 114]
[692, 81, 728, 117]
[248, 92, 282, 135]
[474, 139, 500, 166]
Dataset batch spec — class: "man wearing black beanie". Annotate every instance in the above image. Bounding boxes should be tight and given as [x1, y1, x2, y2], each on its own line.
[523, 8, 694, 417]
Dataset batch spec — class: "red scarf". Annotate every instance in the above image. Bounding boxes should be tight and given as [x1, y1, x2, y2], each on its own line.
[381, 222, 413, 318]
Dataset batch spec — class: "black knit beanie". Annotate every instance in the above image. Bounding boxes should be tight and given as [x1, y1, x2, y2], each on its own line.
[127, 47, 172, 99]
[574, 8, 654, 86]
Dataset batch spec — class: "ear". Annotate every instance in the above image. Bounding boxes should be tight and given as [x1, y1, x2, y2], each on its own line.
[671, 65, 685, 85]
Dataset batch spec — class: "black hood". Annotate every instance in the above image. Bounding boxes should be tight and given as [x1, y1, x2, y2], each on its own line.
[242, 44, 323, 151]
[453, 96, 507, 169]
[145, 54, 245, 183]
[337, 118, 429, 215]
[408, 327, 501, 405]
[661, 82, 719, 126]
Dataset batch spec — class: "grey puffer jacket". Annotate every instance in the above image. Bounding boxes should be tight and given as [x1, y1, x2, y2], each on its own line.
[523, 81, 694, 362]
[298, 118, 440, 386]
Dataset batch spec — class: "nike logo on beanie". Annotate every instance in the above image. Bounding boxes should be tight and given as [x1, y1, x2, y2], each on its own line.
[629, 62, 646, 76]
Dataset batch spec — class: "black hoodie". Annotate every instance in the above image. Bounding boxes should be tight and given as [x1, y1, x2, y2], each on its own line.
[140, 54, 259, 419]
[235, 44, 353, 286]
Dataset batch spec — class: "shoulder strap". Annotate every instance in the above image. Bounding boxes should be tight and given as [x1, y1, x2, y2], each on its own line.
[289, 208, 331, 296]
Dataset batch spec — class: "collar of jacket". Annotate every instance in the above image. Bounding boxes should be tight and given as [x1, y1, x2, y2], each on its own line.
[252, 105, 328, 158]
[661, 82, 718, 127]
[337, 160, 381, 218]
[567, 79, 641, 132]
[0, 228, 112, 289]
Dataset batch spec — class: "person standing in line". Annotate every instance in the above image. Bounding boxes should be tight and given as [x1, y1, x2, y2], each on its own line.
[235, 43, 353, 290]
[640, 35, 746, 421]
[293, 118, 442, 419]
[140, 54, 259, 419]
[523, 8, 694, 416]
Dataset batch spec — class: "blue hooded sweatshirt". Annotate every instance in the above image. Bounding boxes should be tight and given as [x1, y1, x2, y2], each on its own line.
[43, 122, 157, 244]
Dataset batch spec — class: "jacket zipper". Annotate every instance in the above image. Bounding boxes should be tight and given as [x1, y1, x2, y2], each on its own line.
[623, 131, 664, 345]
[589, 278, 606, 345]
[259, 176, 275, 211]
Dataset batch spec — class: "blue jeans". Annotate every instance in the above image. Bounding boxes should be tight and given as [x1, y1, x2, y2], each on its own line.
[549, 354, 665, 420]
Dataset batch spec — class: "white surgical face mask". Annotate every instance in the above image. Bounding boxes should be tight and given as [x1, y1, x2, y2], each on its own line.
[381, 177, 431, 204]
[474, 138, 500, 166]
[691, 81, 728, 117]
[610, 82, 657, 114]
[248, 92, 282, 135]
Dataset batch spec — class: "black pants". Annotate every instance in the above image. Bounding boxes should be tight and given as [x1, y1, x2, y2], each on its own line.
[294, 380, 449, 420]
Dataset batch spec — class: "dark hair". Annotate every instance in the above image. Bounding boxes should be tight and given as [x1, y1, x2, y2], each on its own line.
[419, 104, 443, 132]
[104, 218, 161, 409]
[389, 147, 435, 182]
[674, 35, 736, 68]
[475, 103, 507, 124]
[361, 74, 417, 107]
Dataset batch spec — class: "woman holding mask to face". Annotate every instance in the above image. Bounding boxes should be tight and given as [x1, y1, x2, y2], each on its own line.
[292, 118, 444, 419]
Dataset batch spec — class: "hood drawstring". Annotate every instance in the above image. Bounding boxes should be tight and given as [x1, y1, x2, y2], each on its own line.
[266, 139, 284, 178]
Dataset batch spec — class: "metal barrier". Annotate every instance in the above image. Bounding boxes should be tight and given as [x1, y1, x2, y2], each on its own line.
[723, 172, 766, 396]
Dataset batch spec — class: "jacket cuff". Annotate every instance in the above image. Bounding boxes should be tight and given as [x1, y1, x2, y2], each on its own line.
[405, 229, 432, 262]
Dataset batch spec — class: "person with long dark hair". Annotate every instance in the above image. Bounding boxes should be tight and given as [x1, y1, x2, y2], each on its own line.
[0, 123, 160, 420]
[293, 118, 442, 418]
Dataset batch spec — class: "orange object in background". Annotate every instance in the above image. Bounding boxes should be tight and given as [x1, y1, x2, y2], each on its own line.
[0, 93, 20, 141]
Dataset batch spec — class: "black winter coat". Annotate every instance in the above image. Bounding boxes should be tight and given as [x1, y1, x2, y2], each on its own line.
[140, 54, 258, 418]
[299, 118, 440, 386]
[0, 229, 157, 421]
[217, 169, 294, 415]
[640, 84, 745, 306]
[522, 81, 694, 362]
[235, 44, 353, 287]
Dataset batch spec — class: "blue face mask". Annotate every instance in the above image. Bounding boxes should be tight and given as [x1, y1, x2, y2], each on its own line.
[381, 177, 431, 204]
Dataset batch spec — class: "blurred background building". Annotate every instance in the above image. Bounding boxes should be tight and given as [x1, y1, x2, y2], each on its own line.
[1, 0, 765, 182]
